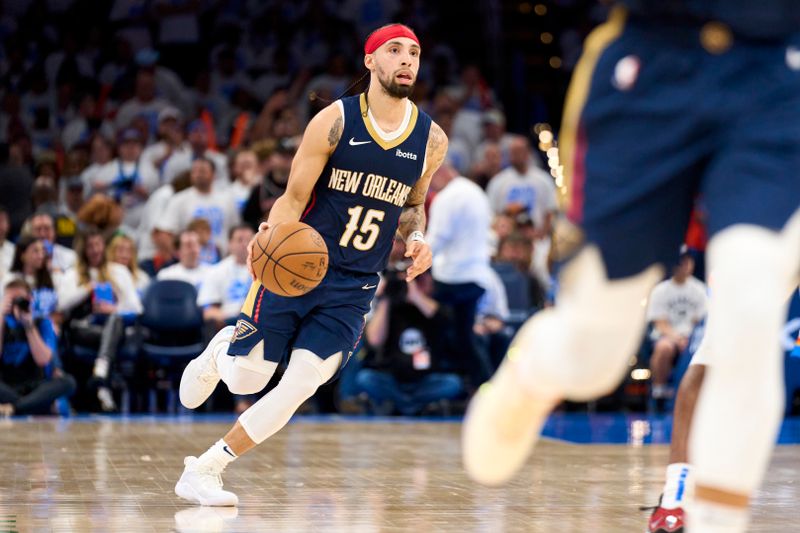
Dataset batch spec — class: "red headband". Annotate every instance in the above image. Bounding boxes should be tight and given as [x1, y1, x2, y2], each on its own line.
[364, 24, 420, 55]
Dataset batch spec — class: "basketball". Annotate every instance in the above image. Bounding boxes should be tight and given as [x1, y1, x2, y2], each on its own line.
[250, 221, 329, 297]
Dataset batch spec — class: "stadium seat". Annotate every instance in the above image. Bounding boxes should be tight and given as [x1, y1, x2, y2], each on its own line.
[140, 280, 205, 413]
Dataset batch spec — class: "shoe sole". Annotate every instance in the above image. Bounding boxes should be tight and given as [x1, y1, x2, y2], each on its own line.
[175, 481, 238, 507]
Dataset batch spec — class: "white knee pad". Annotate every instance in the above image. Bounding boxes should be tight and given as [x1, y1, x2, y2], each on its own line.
[222, 341, 277, 395]
[238, 350, 342, 444]
[516, 246, 663, 401]
[690, 213, 800, 494]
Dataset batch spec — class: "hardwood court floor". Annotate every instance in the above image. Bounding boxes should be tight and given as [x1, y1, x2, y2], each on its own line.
[1, 416, 798, 532]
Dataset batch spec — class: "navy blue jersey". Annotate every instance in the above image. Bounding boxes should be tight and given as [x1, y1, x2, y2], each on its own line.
[619, 0, 800, 40]
[302, 94, 431, 274]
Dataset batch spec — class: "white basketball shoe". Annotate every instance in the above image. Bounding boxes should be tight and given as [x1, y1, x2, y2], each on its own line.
[175, 456, 239, 506]
[179, 326, 234, 409]
[462, 347, 559, 486]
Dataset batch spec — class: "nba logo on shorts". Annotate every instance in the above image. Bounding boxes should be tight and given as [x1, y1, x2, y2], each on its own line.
[233, 319, 258, 341]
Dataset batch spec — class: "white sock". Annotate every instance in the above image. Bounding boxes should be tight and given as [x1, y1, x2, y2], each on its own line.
[93, 357, 109, 378]
[688, 499, 749, 533]
[661, 463, 692, 509]
[196, 439, 238, 472]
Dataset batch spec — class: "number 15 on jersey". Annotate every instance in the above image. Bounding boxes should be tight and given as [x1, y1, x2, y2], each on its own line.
[340, 205, 385, 251]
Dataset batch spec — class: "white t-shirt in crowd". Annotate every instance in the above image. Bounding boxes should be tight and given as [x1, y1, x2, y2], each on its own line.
[486, 165, 558, 229]
[137, 183, 176, 260]
[156, 262, 211, 290]
[57, 263, 143, 315]
[90, 158, 161, 229]
[196, 256, 251, 319]
[156, 186, 241, 253]
[427, 176, 494, 286]
[51, 244, 77, 275]
[162, 148, 229, 186]
[647, 276, 708, 339]
[141, 141, 192, 182]
[115, 97, 170, 131]
[1, 240, 15, 272]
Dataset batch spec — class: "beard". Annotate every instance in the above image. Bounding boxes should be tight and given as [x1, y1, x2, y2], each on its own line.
[377, 69, 415, 99]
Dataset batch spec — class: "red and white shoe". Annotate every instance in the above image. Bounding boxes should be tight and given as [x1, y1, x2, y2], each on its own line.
[645, 495, 685, 533]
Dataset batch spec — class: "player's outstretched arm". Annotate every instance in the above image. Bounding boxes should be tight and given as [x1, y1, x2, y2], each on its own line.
[399, 121, 448, 281]
[246, 103, 343, 280]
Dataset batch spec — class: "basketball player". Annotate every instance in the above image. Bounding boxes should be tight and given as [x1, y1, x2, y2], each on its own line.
[647, 287, 800, 533]
[173, 23, 448, 506]
[462, 4, 800, 532]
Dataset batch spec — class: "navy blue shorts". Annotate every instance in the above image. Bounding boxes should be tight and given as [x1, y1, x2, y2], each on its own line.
[561, 10, 800, 278]
[228, 267, 378, 370]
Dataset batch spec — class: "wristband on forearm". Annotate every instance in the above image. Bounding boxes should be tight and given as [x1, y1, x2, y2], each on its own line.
[407, 230, 425, 244]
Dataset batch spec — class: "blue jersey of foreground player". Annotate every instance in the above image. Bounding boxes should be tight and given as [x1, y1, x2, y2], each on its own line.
[302, 93, 431, 274]
[619, 0, 800, 40]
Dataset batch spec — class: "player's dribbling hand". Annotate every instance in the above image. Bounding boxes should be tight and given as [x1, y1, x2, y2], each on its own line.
[247, 222, 271, 281]
[404, 241, 432, 282]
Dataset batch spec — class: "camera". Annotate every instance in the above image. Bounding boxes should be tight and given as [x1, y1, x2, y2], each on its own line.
[12, 296, 30, 313]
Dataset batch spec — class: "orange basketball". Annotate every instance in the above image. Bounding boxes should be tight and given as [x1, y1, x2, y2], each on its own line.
[250, 221, 329, 297]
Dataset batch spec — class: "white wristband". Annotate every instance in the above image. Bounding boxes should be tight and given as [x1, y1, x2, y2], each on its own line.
[407, 230, 426, 244]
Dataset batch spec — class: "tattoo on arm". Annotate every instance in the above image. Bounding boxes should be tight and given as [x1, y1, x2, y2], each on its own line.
[397, 203, 426, 241]
[328, 116, 343, 148]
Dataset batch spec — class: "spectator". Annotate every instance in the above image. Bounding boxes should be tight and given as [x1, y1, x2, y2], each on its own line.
[0, 207, 15, 272]
[486, 135, 558, 238]
[473, 266, 511, 370]
[61, 92, 114, 151]
[8, 236, 58, 321]
[115, 69, 170, 135]
[426, 163, 495, 386]
[0, 144, 34, 236]
[470, 141, 503, 190]
[494, 230, 546, 310]
[229, 149, 259, 213]
[156, 158, 240, 253]
[156, 229, 210, 289]
[80, 135, 115, 193]
[28, 212, 77, 275]
[242, 137, 296, 230]
[162, 120, 229, 186]
[187, 218, 220, 266]
[0, 278, 75, 416]
[137, 171, 192, 271]
[106, 233, 151, 295]
[357, 270, 463, 416]
[197, 224, 254, 331]
[88, 128, 159, 230]
[474, 109, 516, 168]
[58, 229, 143, 412]
[140, 106, 189, 181]
[647, 251, 708, 408]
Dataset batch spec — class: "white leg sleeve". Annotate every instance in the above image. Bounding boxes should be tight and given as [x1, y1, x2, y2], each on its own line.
[238, 349, 342, 444]
[515, 246, 663, 401]
[690, 210, 800, 495]
[216, 339, 278, 396]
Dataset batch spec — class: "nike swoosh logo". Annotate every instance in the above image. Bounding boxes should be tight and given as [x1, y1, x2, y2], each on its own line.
[223, 445, 235, 458]
[362, 284, 377, 290]
[349, 137, 372, 146]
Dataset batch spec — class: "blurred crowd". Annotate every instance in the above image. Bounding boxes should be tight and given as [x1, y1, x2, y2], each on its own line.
[0, 0, 620, 416]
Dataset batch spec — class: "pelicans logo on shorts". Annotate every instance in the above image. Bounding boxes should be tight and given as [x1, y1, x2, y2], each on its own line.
[233, 319, 258, 341]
